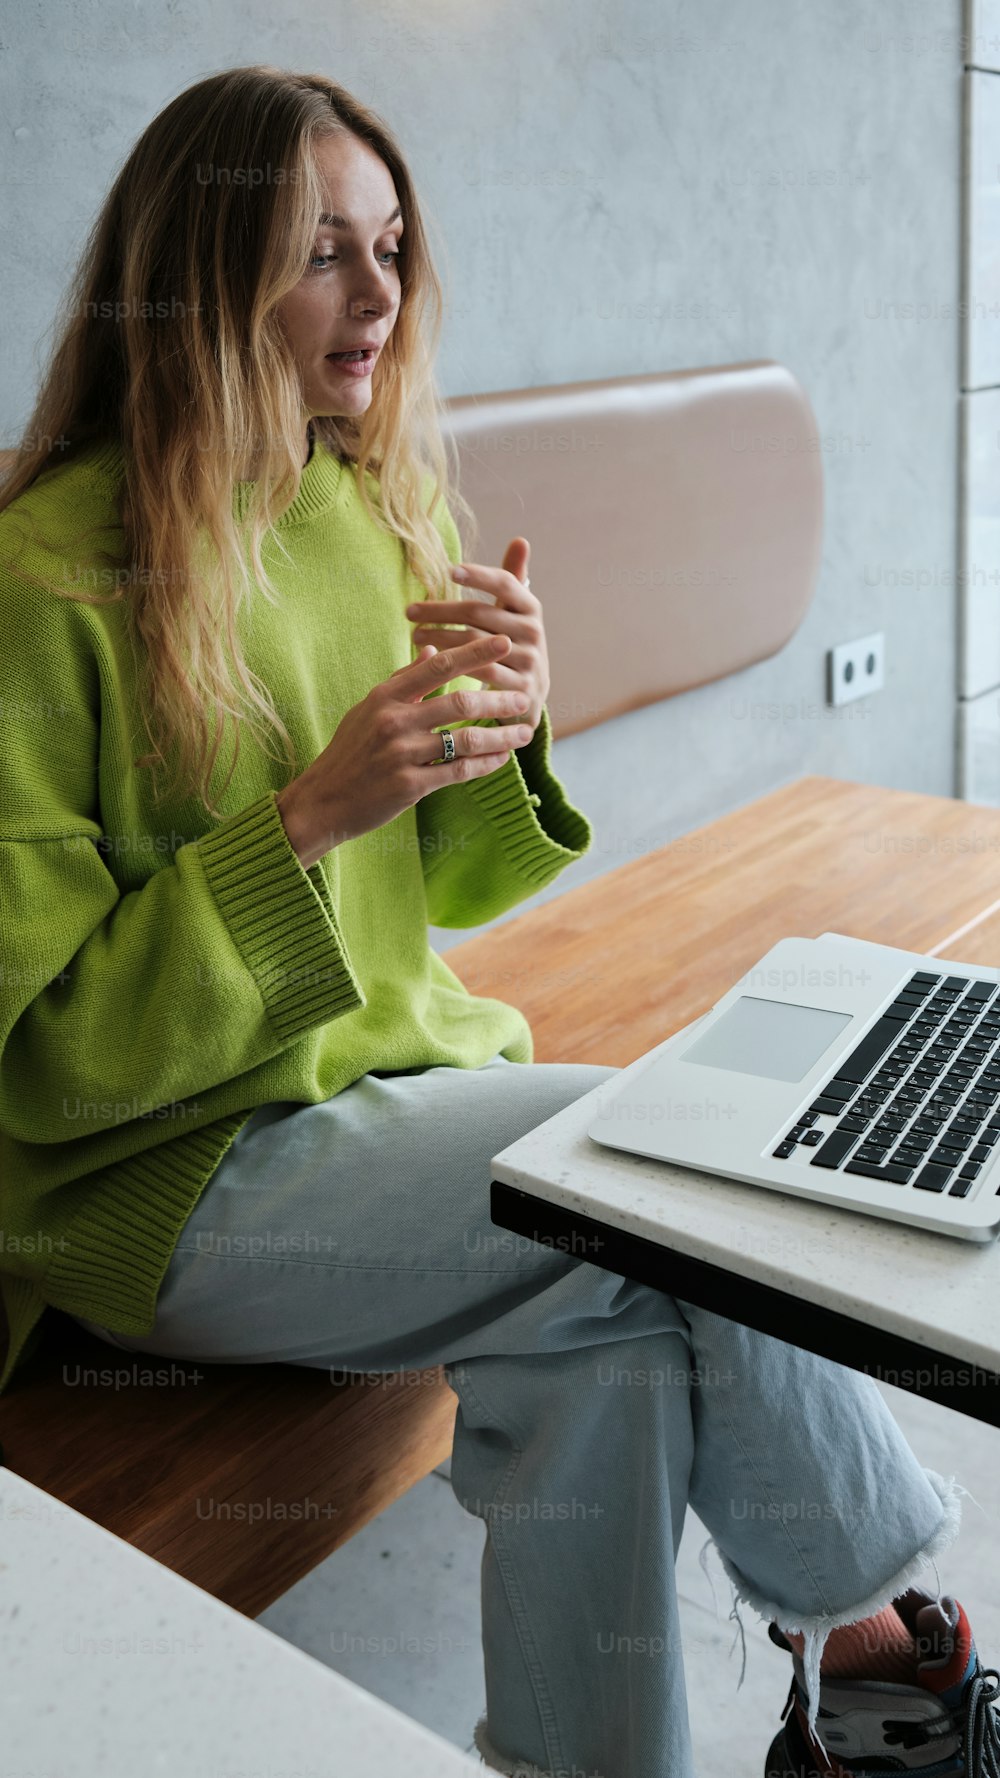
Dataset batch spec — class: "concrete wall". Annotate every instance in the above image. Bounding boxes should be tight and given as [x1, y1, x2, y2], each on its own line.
[0, 0, 963, 950]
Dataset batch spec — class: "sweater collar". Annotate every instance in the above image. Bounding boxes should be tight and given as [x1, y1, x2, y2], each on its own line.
[77, 436, 346, 529]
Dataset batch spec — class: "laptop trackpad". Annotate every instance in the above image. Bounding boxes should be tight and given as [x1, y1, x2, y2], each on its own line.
[679, 996, 852, 1084]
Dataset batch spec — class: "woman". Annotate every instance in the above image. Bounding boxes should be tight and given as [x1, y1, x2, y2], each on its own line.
[0, 65, 995, 1778]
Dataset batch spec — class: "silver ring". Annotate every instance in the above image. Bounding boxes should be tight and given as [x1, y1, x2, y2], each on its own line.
[438, 729, 456, 763]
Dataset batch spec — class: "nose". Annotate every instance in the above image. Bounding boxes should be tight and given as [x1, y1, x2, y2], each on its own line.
[341, 264, 397, 327]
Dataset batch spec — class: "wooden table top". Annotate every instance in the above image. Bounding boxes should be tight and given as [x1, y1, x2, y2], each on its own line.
[446, 775, 1000, 1067]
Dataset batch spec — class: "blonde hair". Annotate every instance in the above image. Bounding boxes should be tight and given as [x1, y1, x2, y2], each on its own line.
[0, 64, 475, 817]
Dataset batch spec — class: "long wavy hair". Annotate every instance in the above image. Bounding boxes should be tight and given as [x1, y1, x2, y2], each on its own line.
[0, 65, 475, 817]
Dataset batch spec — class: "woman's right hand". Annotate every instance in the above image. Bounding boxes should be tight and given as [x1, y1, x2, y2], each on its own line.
[275, 633, 534, 870]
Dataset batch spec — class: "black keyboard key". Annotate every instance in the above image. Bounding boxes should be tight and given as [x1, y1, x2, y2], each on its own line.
[773, 1140, 796, 1158]
[797, 1111, 819, 1127]
[809, 1130, 859, 1169]
[844, 1159, 913, 1184]
[855, 1143, 889, 1163]
[838, 1115, 871, 1134]
[944, 977, 970, 989]
[810, 1096, 850, 1116]
[910, 971, 942, 985]
[950, 1177, 975, 1197]
[927, 1149, 958, 1171]
[819, 1079, 858, 1103]
[800, 1129, 824, 1147]
[835, 1017, 907, 1085]
[968, 981, 998, 999]
[895, 1145, 928, 1166]
[971, 1143, 995, 1163]
[914, 1163, 952, 1192]
[883, 1004, 916, 1022]
[937, 1130, 973, 1151]
[978, 1127, 1000, 1145]
[959, 1160, 983, 1179]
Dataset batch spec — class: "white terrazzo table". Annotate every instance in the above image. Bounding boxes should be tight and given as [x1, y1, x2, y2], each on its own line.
[0, 1468, 481, 1778]
[490, 982, 1000, 1428]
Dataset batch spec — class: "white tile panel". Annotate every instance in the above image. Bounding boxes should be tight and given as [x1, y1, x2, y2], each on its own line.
[960, 389, 1000, 696]
[968, 0, 1000, 71]
[962, 70, 1000, 389]
[958, 683, 1000, 800]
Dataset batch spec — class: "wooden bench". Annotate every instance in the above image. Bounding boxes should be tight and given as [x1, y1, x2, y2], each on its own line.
[5, 774, 1000, 1615]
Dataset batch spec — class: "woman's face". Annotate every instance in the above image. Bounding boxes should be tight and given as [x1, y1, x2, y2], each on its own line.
[277, 130, 404, 435]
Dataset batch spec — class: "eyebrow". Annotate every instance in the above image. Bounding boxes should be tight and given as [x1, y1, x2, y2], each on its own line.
[318, 205, 402, 232]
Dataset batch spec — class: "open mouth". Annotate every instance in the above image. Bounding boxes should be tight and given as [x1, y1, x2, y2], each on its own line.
[325, 348, 377, 375]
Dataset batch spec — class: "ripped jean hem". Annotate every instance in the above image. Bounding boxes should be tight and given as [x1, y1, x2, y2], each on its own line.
[705, 1465, 964, 1741]
[473, 1713, 600, 1778]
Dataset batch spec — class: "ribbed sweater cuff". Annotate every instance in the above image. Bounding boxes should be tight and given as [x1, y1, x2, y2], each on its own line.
[43, 1112, 252, 1336]
[193, 790, 365, 1040]
[464, 703, 592, 883]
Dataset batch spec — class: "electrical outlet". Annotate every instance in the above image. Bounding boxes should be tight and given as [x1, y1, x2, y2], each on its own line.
[827, 632, 885, 707]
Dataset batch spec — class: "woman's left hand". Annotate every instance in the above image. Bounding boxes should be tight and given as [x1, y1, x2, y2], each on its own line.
[405, 537, 549, 736]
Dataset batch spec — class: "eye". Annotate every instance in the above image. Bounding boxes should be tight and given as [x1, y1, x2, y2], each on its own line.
[307, 247, 402, 272]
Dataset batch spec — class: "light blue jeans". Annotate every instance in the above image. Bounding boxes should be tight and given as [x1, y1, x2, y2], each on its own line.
[74, 1054, 960, 1778]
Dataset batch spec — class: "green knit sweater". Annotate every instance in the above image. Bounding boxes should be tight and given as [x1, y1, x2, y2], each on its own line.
[0, 437, 592, 1395]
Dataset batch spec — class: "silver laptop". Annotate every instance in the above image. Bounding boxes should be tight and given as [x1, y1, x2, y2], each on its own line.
[587, 932, 1000, 1241]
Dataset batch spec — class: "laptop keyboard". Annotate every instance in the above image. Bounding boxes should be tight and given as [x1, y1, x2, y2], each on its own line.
[770, 970, 1000, 1199]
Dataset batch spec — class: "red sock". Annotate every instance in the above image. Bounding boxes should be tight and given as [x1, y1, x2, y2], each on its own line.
[786, 1603, 917, 1685]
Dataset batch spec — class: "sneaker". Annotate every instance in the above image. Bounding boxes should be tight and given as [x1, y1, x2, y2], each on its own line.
[763, 1587, 1000, 1776]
